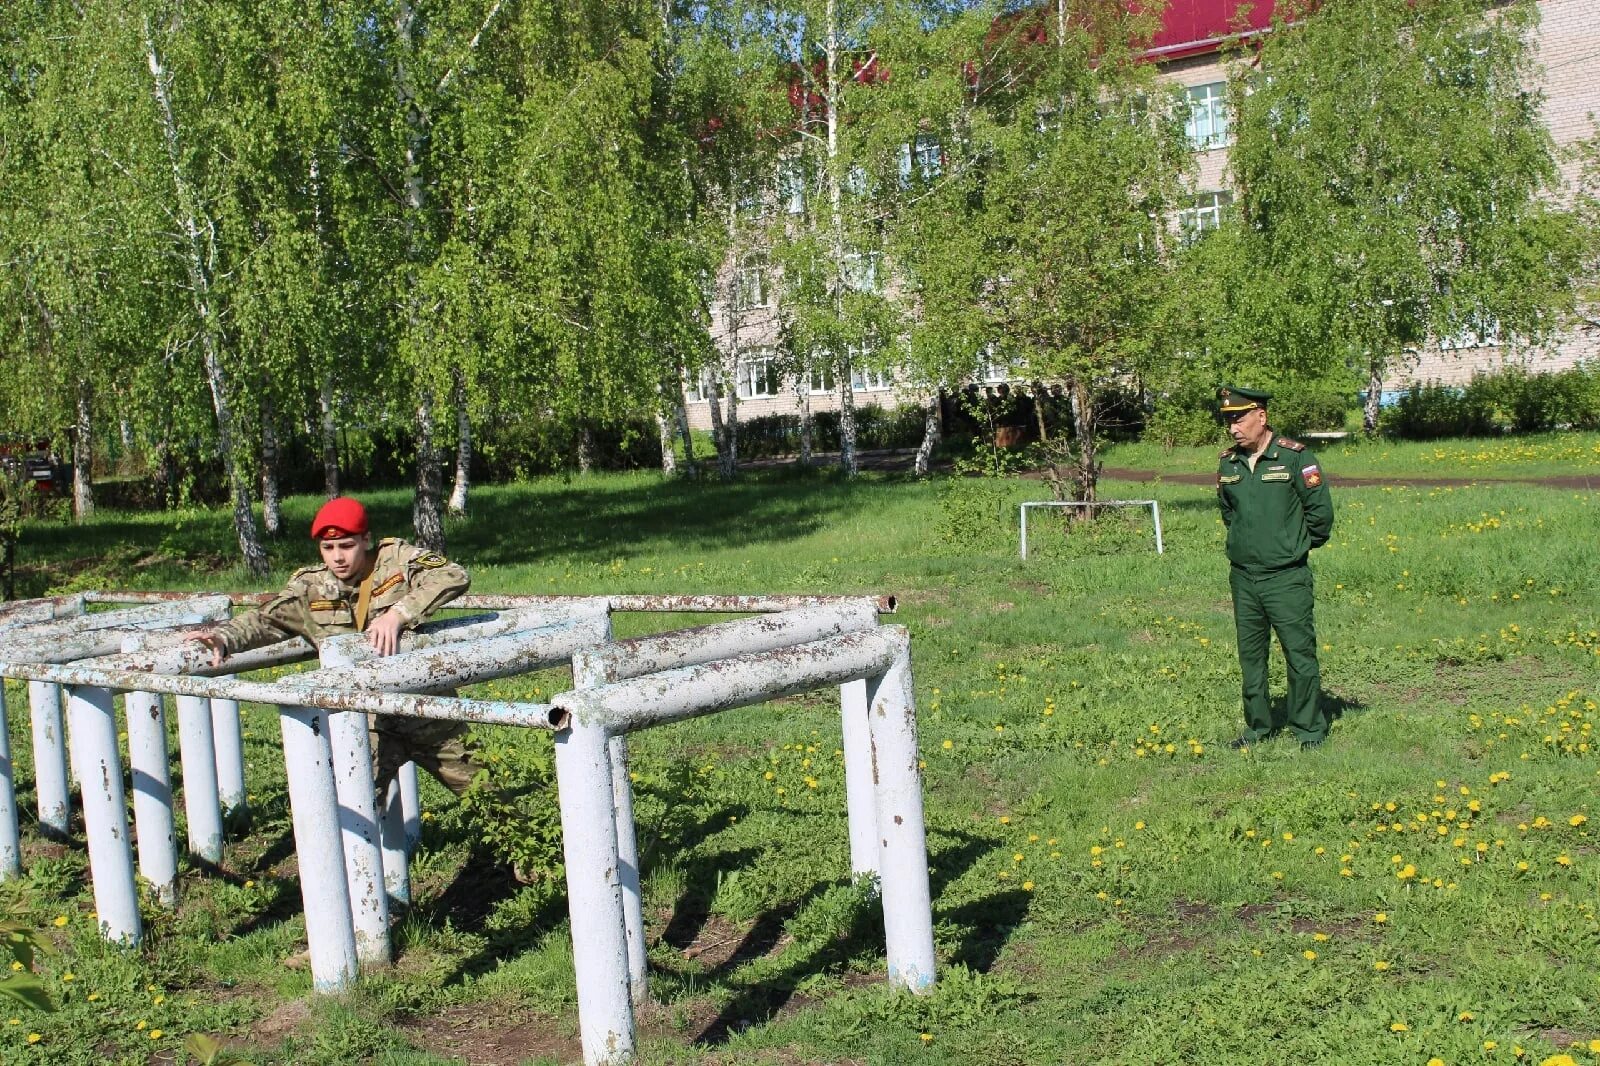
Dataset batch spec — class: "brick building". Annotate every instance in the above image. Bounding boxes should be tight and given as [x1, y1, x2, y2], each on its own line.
[684, 0, 1599, 431]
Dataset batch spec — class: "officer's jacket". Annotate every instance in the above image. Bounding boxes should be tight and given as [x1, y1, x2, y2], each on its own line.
[212, 538, 470, 654]
[1216, 433, 1335, 572]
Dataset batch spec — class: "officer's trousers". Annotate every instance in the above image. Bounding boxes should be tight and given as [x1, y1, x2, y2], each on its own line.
[1229, 562, 1325, 743]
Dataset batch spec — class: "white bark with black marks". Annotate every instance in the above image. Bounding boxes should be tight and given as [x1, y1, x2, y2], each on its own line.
[72, 380, 93, 521]
[412, 390, 446, 553]
[144, 18, 268, 575]
[260, 389, 282, 537]
[913, 395, 941, 477]
[448, 367, 470, 515]
[319, 372, 339, 498]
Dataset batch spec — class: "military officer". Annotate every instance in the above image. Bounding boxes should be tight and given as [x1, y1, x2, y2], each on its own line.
[1215, 386, 1335, 750]
[186, 496, 478, 794]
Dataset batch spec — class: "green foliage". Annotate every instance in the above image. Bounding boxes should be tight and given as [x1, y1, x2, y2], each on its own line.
[0, 921, 57, 1013]
[1227, 0, 1586, 432]
[1380, 381, 1500, 440]
[1379, 363, 1600, 439]
[456, 727, 565, 887]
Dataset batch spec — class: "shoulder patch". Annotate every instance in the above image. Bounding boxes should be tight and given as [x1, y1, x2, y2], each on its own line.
[412, 551, 448, 569]
[1276, 437, 1305, 452]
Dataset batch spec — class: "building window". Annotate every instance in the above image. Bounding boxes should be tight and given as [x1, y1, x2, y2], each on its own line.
[737, 347, 782, 398]
[852, 366, 893, 391]
[692, 368, 718, 403]
[842, 250, 881, 293]
[809, 361, 838, 394]
[899, 134, 942, 182]
[733, 254, 769, 311]
[1184, 82, 1230, 150]
[777, 158, 805, 215]
[977, 343, 1017, 383]
[1437, 319, 1502, 351]
[1177, 191, 1233, 243]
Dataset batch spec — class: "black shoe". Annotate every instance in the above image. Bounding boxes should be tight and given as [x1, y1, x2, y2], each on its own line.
[1229, 737, 1253, 751]
[1300, 740, 1324, 752]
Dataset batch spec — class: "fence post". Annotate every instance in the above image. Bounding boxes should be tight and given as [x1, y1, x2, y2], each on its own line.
[554, 714, 635, 1065]
[839, 678, 880, 882]
[378, 777, 410, 911]
[66, 685, 141, 946]
[400, 762, 421, 854]
[319, 642, 391, 968]
[278, 704, 359, 993]
[866, 629, 937, 993]
[0, 684, 20, 880]
[28, 681, 70, 839]
[174, 694, 224, 865]
[210, 682, 248, 825]
[124, 691, 179, 908]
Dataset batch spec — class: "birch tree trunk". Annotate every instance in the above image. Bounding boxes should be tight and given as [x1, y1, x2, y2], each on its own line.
[913, 393, 941, 477]
[448, 367, 470, 514]
[260, 390, 282, 537]
[673, 363, 698, 478]
[576, 423, 596, 475]
[823, 0, 858, 478]
[1067, 375, 1098, 504]
[144, 19, 269, 575]
[72, 380, 93, 521]
[796, 373, 813, 465]
[319, 372, 339, 498]
[413, 390, 446, 552]
[1363, 357, 1384, 436]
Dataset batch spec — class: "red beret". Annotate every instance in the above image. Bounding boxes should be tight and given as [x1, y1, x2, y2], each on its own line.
[310, 497, 369, 540]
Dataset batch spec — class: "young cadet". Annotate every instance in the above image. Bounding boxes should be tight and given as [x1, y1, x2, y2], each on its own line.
[1215, 386, 1335, 750]
[186, 496, 477, 794]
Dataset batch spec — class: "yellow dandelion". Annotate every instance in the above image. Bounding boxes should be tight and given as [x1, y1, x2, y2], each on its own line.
[1302, 950, 1317, 961]
[1390, 1021, 1409, 1032]
[1458, 1011, 1474, 1021]
[920, 1033, 932, 1043]
[1374, 961, 1390, 971]
[51, 916, 68, 928]
[1374, 912, 1388, 923]
[1571, 814, 1588, 827]
[27, 1033, 42, 1044]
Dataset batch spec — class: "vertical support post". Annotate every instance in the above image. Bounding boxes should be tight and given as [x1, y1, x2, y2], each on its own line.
[65, 685, 141, 946]
[1019, 503, 1029, 561]
[1150, 500, 1165, 555]
[840, 678, 880, 882]
[379, 777, 410, 911]
[28, 680, 70, 838]
[554, 716, 635, 1066]
[174, 694, 224, 864]
[866, 629, 936, 993]
[400, 762, 421, 854]
[319, 642, 391, 967]
[279, 704, 358, 993]
[0, 684, 21, 880]
[210, 681, 248, 824]
[124, 692, 179, 907]
[608, 733, 647, 1006]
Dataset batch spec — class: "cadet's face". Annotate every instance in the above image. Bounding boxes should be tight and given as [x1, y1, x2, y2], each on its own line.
[318, 536, 372, 581]
[1227, 407, 1270, 450]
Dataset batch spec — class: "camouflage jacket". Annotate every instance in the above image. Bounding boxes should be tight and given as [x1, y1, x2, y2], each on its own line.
[212, 538, 470, 655]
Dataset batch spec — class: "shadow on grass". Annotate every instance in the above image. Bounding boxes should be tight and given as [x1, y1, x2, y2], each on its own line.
[12, 468, 882, 594]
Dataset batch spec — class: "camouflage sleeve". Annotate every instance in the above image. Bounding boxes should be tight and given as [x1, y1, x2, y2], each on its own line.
[211, 572, 316, 654]
[388, 544, 470, 627]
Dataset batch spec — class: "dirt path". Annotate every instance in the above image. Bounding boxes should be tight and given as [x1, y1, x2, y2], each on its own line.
[1102, 466, 1600, 490]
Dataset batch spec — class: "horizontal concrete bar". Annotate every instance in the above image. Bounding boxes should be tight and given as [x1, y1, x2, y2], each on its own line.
[579, 603, 879, 684]
[554, 627, 907, 735]
[0, 595, 85, 630]
[302, 617, 609, 696]
[0, 662, 566, 729]
[83, 591, 897, 614]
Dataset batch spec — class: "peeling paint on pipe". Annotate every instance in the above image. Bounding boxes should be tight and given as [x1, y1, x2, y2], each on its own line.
[555, 628, 905, 735]
[0, 686, 19, 880]
[66, 685, 141, 946]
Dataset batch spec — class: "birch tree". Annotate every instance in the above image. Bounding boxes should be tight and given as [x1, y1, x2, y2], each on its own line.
[1230, 0, 1585, 434]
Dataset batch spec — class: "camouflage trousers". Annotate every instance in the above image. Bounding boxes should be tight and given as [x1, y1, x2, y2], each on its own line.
[369, 714, 478, 799]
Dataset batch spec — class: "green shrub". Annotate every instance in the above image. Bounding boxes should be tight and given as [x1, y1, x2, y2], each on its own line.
[1379, 380, 1498, 439]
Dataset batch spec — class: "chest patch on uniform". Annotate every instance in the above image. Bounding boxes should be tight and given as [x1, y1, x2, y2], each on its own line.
[308, 599, 344, 612]
[371, 573, 406, 598]
[1219, 474, 1242, 484]
[1261, 472, 1292, 482]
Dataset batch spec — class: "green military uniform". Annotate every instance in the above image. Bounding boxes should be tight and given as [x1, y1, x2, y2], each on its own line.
[1216, 387, 1335, 746]
[212, 538, 478, 794]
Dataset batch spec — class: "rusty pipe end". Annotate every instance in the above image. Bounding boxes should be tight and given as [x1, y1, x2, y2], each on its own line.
[878, 595, 897, 614]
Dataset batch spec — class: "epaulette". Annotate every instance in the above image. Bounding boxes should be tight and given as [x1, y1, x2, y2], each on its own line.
[378, 537, 401, 547]
[289, 563, 327, 580]
[1220, 449, 1234, 459]
[1276, 437, 1305, 452]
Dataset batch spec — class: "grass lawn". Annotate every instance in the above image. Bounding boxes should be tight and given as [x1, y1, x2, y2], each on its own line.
[1103, 429, 1600, 481]
[2, 457, 1598, 1065]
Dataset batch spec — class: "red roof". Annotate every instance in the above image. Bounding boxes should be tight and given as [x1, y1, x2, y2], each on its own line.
[1144, 0, 1277, 62]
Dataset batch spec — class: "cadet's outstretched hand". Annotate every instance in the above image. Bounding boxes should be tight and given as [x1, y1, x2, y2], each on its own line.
[181, 630, 226, 668]
[366, 612, 405, 656]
